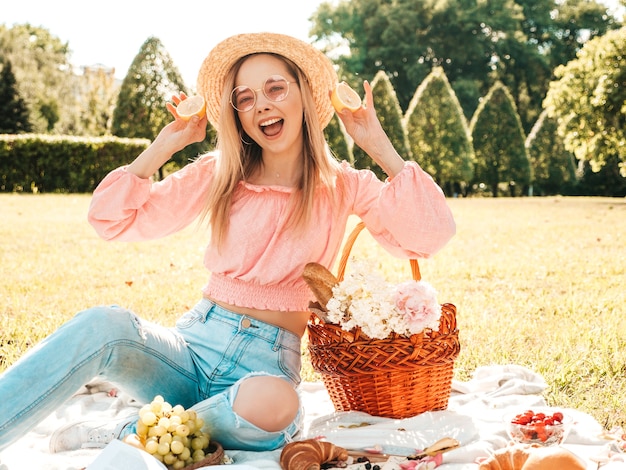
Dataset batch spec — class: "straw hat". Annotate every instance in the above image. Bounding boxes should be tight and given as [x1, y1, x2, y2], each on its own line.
[196, 32, 338, 131]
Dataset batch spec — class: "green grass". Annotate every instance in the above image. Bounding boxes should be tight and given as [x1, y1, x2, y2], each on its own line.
[1, 194, 625, 429]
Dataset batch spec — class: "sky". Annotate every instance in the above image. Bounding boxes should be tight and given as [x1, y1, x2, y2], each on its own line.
[4, 0, 623, 90]
[3, 0, 327, 89]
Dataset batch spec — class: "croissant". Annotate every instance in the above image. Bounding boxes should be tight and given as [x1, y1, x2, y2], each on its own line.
[478, 445, 530, 470]
[522, 446, 587, 470]
[279, 439, 348, 470]
[478, 444, 587, 470]
[302, 263, 338, 309]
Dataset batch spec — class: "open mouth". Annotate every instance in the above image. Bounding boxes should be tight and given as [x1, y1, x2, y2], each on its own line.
[260, 118, 284, 136]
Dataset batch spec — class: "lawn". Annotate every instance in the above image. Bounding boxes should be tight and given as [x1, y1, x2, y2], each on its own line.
[1, 194, 625, 429]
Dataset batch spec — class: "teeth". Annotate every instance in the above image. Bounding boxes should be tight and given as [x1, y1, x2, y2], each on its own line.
[260, 118, 281, 127]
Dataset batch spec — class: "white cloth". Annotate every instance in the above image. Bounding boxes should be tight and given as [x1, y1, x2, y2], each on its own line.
[0, 365, 618, 469]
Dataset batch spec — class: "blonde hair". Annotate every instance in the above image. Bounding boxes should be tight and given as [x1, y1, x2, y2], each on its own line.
[200, 54, 342, 248]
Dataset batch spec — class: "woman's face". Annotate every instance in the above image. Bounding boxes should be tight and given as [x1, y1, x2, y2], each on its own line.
[233, 54, 304, 157]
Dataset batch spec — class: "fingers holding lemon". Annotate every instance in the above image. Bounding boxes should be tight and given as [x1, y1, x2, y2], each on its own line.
[331, 82, 362, 113]
[175, 95, 206, 121]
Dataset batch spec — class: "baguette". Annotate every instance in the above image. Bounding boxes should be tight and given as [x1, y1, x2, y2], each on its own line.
[302, 262, 338, 309]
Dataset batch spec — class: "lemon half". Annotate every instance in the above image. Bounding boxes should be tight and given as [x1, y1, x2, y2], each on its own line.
[176, 95, 206, 121]
[331, 82, 361, 113]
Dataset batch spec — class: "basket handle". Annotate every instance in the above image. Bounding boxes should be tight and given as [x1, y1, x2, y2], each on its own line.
[336, 222, 421, 282]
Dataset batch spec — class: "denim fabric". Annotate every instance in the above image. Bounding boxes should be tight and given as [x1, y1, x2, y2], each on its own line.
[0, 299, 303, 452]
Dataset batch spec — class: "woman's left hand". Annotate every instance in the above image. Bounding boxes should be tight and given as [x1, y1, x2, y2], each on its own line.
[333, 81, 405, 177]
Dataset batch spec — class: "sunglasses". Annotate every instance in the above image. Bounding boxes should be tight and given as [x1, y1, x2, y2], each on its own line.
[230, 75, 292, 112]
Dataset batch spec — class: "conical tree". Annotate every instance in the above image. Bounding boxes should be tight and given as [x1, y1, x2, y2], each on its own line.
[353, 71, 409, 179]
[0, 57, 32, 133]
[525, 110, 577, 196]
[112, 36, 213, 174]
[469, 81, 531, 196]
[324, 113, 352, 164]
[112, 36, 186, 140]
[404, 66, 474, 195]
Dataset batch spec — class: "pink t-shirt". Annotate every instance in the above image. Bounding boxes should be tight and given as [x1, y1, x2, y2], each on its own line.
[88, 154, 455, 312]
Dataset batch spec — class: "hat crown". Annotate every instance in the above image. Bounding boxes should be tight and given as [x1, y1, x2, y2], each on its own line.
[197, 32, 337, 131]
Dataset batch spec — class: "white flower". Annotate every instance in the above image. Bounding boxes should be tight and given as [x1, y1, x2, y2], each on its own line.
[325, 260, 442, 339]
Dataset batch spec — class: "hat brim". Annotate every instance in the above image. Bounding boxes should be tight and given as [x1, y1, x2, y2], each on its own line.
[196, 32, 337, 131]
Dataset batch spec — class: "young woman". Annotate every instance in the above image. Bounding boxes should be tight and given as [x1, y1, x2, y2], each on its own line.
[0, 32, 455, 453]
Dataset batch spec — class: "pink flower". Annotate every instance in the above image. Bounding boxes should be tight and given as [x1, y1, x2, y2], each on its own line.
[394, 280, 442, 334]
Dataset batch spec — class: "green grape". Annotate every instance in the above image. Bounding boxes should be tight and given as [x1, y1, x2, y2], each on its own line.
[158, 417, 171, 430]
[148, 425, 167, 437]
[163, 453, 178, 465]
[179, 446, 191, 461]
[192, 449, 205, 462]
[144, 439, 159, 454]
[170, 440, 185, 455]
[138, 395, 215, 469]
[140, 411, 157, 426]
[190, 437, 204, 451]
[175, 424, 190, 437]
[157, 442, 170, 456]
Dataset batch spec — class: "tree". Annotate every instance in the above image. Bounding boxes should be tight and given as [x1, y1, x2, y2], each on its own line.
[112, 37, 186, 140]
[404, 67, 474, 195]
[469, 81, 531, 196]
[352, 71, 409, 179]
[525, 110, 577, 195]
[0, 23, 79, 134]
[0, 57, 32, 133]
[309, 0, 620, 132]
[111, 36, 212, 175]
[74, 65, 119, 136]
[543, 27, 626, 177]
[324, 114, 352, 164]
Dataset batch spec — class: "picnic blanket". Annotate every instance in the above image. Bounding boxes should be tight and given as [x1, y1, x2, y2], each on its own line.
[0, 364, 622, 469]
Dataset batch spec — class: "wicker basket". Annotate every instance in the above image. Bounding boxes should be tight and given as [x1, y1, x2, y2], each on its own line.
[307, 222, 461, 419]
[179, 441, 224, 469]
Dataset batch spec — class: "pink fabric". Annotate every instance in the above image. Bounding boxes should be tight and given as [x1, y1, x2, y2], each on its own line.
[88, 153, 455, 312]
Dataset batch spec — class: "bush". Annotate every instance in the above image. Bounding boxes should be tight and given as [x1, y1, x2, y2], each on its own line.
[0, 134, 150, 192]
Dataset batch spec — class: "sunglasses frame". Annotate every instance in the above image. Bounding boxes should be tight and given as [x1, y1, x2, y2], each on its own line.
[229, 75, 292, 112]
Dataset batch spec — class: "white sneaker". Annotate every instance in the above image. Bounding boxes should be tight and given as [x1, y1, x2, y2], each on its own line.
[49, 417, 134, 453]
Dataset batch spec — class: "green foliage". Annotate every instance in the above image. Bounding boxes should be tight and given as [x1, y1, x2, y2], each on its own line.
[352, 71, 409, 179]
[573, 155, 626, 197]
[0, 57, 31, 133]
[525, 110, 577, 195]
[404, 67, 474, 193]
[73, 65, 119, 136]
[112, 37, 186, 140]
[111, 36, 214, 174]
[543, 27, 626, 177]
[310, 0, 620, 131]
[0, 23, 81, 134]
[324, 114, 352, 163]
[469, 81, 531, 196]
[0, 134, 149, 193]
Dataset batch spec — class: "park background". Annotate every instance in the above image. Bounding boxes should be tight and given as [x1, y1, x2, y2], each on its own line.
[1, 0, 625, 436]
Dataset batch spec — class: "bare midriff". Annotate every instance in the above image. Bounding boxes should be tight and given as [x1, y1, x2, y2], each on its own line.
[206, 297, 310, 338]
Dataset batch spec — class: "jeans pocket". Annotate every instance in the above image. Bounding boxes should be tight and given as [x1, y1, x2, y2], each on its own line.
[175, 308, 204, 330]
[277, 343, 302, 386]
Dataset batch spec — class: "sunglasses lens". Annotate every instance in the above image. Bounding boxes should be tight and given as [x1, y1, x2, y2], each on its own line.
[231, 86, 255, 112]
[264, 76, 289, 102]
[230, 75, 291, 112]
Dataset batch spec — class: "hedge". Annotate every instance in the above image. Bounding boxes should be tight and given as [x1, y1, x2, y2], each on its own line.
[0, 134, 150, 193]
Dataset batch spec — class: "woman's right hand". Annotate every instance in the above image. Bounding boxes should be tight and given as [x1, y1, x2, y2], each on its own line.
[126, 93, 208, 179]
[160, 92, 208, 151]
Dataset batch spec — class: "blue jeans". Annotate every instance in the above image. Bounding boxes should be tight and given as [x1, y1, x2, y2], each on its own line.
[0, 298, 303, 452]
